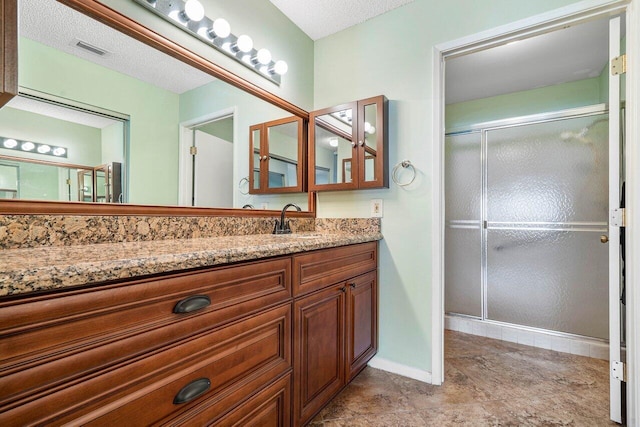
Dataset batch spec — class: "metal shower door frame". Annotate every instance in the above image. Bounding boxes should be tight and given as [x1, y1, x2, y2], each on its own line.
[447, 103, 610, 323]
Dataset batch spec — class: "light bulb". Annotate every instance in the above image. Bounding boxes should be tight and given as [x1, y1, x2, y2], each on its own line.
[256, 48, 271, 65]
[329, 138, 339, 147]
[37, 144, 51, 154]
[367, 126, 376, 134]
[212, 18, 230, 38]
[184, 0, 205, 21]
[236, 35, 253, 53]
[3, 138, 17, 148]
[53, 147, 66, 156]
[273, 60, 288, 75]
[242, 54, 252, 64]
[364, 122, 372, 133]
[259, 65, 269, 75]
[21, 141, 35, 151]
[345, 109, 352, 119]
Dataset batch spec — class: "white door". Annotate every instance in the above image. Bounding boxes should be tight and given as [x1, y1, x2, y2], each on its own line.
[608, 15, 624, 424]
[193, 130, 233, 208]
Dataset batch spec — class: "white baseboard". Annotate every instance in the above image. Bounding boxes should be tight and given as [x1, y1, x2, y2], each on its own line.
[367, 356, 433, 384]
[445, 315, 609, 360]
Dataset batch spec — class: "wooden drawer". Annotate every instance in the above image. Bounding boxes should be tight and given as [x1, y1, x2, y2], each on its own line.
[0, 258, 291, 410]
[293, 242, 377, 296]
[164, 373, 291, 426]
[0, 303, 291, 426]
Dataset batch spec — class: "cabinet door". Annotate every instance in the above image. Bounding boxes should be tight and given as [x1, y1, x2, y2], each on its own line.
[293, 285, 345, 425]
[357, 95, 388, 189]
[346, 271, 378, 381]
[249, 116, 305, 194]
[0, 0, 17, 108]
[249, 124, 264, 192]
[308, 102, 358, 191]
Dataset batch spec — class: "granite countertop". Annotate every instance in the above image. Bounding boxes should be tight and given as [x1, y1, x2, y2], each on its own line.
[0, 232, 382, 297]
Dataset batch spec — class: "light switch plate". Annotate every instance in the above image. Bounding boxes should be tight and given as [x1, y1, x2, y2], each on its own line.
[371, 199, 383, 218]
[260, 202, 269, 210]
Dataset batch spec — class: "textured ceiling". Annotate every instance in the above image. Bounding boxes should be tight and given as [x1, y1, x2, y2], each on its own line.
[446, 17, 610, 104]
[269, 0, 415, 40]
[20, 0, 215, 96]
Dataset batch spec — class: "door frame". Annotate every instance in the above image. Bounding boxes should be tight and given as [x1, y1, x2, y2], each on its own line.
[431, 0, 639, 423]
[178, 107, 236, 206]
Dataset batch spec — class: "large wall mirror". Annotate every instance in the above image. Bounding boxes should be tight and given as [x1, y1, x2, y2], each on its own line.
[0, 0, 313, 215]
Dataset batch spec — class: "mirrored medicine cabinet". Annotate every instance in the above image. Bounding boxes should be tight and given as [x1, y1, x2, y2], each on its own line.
[309, 95, 388, 191]
[249, 116, 305, 194]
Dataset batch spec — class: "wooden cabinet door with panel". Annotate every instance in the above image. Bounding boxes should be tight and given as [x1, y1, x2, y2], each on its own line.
[346, 270, 378, 381]
[293, 284, 346, 426]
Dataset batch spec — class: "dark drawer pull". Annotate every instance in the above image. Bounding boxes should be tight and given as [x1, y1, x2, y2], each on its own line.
[173, 377, 211, 405]
[173, 295, 211, 314]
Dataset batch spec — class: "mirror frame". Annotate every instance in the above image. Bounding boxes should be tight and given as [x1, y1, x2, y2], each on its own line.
[0, 0, 315, 217]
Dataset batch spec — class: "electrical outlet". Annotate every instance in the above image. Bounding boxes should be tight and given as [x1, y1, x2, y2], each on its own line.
[260, 202, 269, 210]
[371, 199, 383, 218]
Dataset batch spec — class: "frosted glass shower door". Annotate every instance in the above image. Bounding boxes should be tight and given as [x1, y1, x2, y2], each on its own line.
[445, 132, 482, 317]
[485, 114, 609, 338]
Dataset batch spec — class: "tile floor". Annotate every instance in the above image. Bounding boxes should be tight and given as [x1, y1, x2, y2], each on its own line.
[310, 330, 617, 426]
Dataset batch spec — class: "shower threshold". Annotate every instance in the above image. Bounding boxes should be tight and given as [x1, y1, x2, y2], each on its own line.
[445, 314, 611, 360]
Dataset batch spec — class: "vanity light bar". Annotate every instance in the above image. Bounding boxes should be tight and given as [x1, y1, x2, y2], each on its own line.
[133, 0, 288, 86]
[1, 137, 68, 158]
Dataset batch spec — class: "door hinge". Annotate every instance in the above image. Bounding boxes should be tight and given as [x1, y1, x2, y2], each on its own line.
[612, 360, 626, 382]
[190, 146, 198, 156]
[611, 54, 627, 76]
[611, 208, 626, 227]
[65, 178, 72, 185]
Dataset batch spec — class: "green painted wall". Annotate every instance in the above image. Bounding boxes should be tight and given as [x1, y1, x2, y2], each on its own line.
[197, 118, 233, 143]
[19, 38, 179, 205]
[445, 77, 604, 131]
[313, 0, 583, 373]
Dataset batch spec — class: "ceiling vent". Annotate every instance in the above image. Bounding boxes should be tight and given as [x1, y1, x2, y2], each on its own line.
[74, 39, 109, 57]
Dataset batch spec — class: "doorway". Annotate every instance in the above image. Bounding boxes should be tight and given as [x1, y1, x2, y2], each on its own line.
[178, 110, 235, 208]
[432, 3, 631, 424]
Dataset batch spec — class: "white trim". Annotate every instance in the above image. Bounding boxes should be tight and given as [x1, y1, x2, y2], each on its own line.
[625, 2, 640, 425]
[177, 107, 236, 207]
[430, 43, 445, 387]
[438, 0, 629, 58]
[367, 356, 433, 384]
[608, 15, 622, 424]
[431, 0, 635, 423]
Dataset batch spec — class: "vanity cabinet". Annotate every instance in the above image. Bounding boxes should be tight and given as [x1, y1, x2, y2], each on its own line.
[0, 242, 378, 426]
[250, 116, 306, 194]
[309, 96, 388, 191]
[292, 242, 378, 426]
[0, 258, 292, 426]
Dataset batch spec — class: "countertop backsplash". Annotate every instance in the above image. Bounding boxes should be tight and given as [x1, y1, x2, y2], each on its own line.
[0, 215, 380, 249]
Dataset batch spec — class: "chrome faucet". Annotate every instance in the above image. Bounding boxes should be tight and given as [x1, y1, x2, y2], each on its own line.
[273, 203, 301, 234]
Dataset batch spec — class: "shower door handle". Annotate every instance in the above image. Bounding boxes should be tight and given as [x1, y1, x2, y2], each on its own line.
[600, 234, 609, 243]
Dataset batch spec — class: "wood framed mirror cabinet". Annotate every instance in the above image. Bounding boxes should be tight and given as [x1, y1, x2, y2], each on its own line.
[0, 0, 315, 217]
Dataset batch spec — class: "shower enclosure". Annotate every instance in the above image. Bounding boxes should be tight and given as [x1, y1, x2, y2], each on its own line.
[445, 105, 610, 340]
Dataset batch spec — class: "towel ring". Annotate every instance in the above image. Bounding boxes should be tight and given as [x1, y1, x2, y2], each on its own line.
[238, 177, 249, 195]
[392, 160, 416, 187]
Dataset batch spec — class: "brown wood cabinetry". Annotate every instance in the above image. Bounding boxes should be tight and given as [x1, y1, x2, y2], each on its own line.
[0, 242, 378, 426]
[309, 96, 388, 191]
[293, 242, 379, 426]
